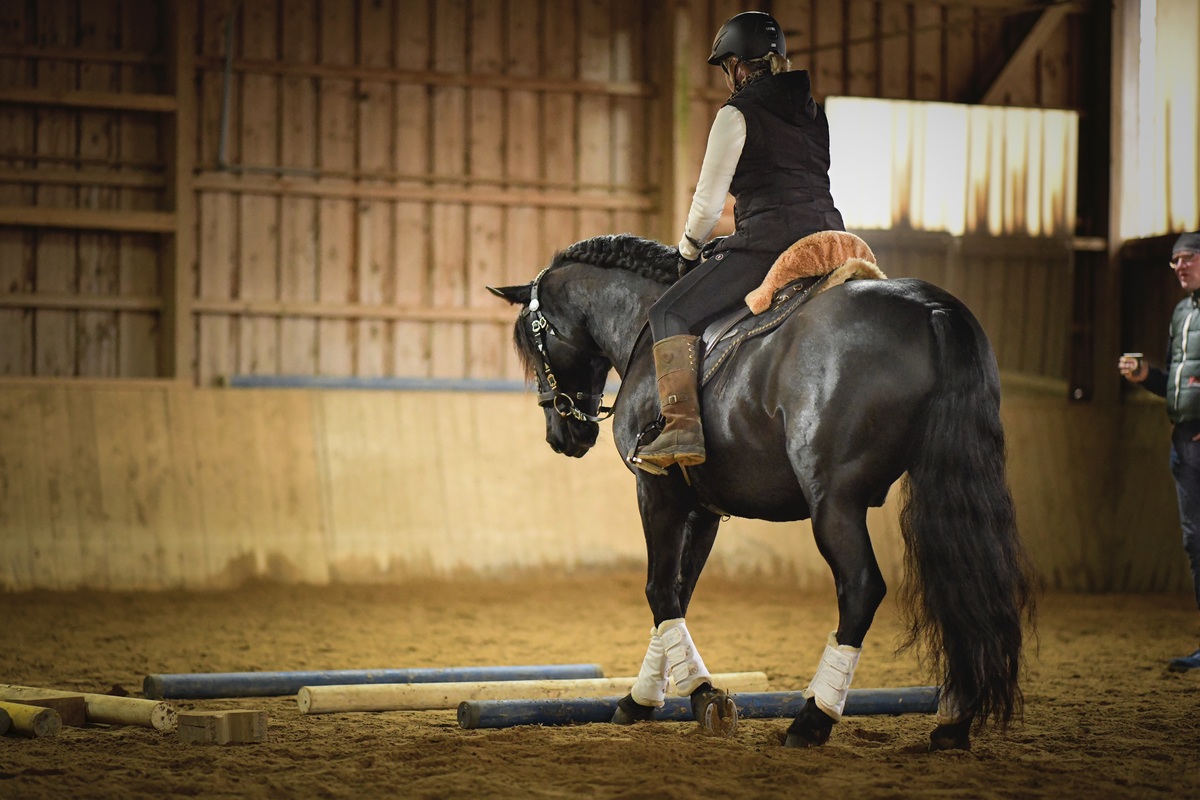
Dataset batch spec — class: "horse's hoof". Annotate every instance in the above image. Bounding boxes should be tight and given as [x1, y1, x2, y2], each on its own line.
[690, 684, 738, 736]
[611, 693, 656, 725]
[783, 697, 834, 748]
[929, 719, 972, 751]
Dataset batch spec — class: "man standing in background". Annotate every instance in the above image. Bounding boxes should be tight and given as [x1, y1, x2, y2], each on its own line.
[1120, 231, 1200, 671]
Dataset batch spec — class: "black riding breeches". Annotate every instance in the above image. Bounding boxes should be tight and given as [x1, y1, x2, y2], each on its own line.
[648, 249, 777, 341]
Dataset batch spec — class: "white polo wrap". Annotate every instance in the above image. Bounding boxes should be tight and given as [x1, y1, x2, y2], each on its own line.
[802, 632, 862, 722]
[630, 626, 669, 707]
[659, 618, 712, 696]
[937, 688, 964, 725]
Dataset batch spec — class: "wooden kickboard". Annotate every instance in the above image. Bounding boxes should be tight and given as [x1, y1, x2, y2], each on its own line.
[177, 710, 267, 744]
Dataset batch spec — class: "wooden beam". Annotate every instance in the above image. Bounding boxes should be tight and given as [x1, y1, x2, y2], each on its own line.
[191, 298, 514, 324]
[164, 0, 197, 383]
[0, 167, 165, 189]
[0, 44, 163, 65]
[0, 206, 175, 232]
[0, 377, 175, 389]
[192, 172, 654, 212]
[0, 87, 176, 113]
[193, 166, 650, 195]
[0, 293, 162, 312]
[194, 56, 653, 98]
[980, 3, 1076, 105]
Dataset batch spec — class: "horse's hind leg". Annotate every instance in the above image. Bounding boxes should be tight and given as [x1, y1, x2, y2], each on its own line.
[929, 691, 976, 750]
[785, 491, 886, 748]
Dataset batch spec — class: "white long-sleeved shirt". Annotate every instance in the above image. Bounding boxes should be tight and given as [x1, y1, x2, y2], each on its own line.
[678, 104, 747, 260]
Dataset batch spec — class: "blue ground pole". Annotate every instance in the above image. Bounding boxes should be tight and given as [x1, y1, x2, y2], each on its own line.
[143, 664, 606, 699]
[457, 687, 940, 729]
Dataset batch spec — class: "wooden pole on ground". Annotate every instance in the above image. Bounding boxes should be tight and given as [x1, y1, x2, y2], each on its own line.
[457, 687, 941, 729]
[297, 671, 770, 714]
[0, 701, 62, 738]
[0, 685, 176, 731]
[144, 664, 605, 700]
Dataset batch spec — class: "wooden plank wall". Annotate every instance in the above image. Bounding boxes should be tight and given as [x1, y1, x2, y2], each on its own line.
[0, 382, 1188, 594]
[189, 0, 658, 386]
[0, 0, 1087, 384]
[0, 0, 165, 379]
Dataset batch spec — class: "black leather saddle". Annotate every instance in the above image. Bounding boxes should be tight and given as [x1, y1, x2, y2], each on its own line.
[698, 273, 829, 389]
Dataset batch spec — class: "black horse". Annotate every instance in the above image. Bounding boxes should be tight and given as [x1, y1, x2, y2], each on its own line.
[489, 234, 1034, 750]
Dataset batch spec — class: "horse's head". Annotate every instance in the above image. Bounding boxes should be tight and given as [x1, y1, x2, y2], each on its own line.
[489, 266, 612, 458]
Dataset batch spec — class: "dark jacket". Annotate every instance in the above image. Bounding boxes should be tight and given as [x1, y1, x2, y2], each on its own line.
[714, 70, 845, 256]
[1142, 292, 1200, 424]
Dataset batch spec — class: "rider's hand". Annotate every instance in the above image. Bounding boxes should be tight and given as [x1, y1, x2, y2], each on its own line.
[677, 254, 700, 278]
[1118, 355, 1148, 383]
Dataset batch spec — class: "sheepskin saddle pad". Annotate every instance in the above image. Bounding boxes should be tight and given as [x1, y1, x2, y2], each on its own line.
[698, 230, 887, 388]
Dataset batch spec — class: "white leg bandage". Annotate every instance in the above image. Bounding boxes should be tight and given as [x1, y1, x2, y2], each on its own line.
[659, 618, 712, 696]
[936, 688, 964, 725]
[802, 631, 862, 722]
[630, 626, 669, 707]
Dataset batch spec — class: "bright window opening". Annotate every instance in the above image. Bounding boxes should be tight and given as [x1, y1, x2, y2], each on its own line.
[826, 97, 1078, 238]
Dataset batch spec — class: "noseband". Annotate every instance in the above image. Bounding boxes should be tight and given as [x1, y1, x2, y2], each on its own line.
[524, 266, 613, 424]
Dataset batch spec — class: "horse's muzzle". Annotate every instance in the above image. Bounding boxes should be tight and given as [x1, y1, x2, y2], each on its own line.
[546, 419, 598, 458]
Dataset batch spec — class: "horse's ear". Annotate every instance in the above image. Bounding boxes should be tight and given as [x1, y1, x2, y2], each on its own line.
[487, 283, 532, 306]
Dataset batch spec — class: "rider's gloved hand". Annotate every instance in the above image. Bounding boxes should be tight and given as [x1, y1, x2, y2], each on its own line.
[677, 253, 700, 278]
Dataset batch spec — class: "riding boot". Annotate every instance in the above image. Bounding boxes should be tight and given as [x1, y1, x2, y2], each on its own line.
[637, 335, 706, 468]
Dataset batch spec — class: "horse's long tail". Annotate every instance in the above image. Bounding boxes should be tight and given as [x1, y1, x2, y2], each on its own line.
[898, 303, 1036, 730]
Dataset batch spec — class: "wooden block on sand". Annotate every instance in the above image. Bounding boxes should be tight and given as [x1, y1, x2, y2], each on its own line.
[177, 710, 267, 745]
[7, 695, 87, 727]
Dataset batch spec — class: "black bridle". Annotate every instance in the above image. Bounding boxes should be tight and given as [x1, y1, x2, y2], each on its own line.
[524, 266, 613, 424]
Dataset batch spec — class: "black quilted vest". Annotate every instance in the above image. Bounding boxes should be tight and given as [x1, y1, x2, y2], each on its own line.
[714, 70, 845, 255]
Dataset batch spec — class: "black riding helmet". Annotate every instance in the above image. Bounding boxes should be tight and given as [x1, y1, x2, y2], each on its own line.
[707, 11, 786, 66]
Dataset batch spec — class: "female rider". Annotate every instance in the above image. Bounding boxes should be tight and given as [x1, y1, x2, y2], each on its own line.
[636, 11, 845, 470]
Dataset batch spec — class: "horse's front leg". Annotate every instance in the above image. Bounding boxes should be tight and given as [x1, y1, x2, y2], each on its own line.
[613, 480, 734, 734]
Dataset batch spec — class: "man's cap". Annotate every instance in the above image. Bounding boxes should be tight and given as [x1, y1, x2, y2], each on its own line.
[1172, 231, 1200, 257]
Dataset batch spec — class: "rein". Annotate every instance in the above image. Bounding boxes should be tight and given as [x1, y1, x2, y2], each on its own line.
[524, 266, 613, 424]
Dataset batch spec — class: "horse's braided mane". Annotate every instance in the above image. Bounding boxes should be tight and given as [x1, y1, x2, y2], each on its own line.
[510, 235, 676, 383]
[550, 234, 678, 285]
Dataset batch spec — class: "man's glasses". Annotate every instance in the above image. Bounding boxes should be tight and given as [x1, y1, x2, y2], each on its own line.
[1170, 252, 1197, 268]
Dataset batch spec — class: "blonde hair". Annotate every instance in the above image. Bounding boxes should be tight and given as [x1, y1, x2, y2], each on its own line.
[722, 53, 791, 90]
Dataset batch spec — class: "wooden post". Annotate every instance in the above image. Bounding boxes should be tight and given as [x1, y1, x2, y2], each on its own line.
[164, 0, 197, 382]
[659, 0, 692, 244]
[1094, 0, 1141, 407]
